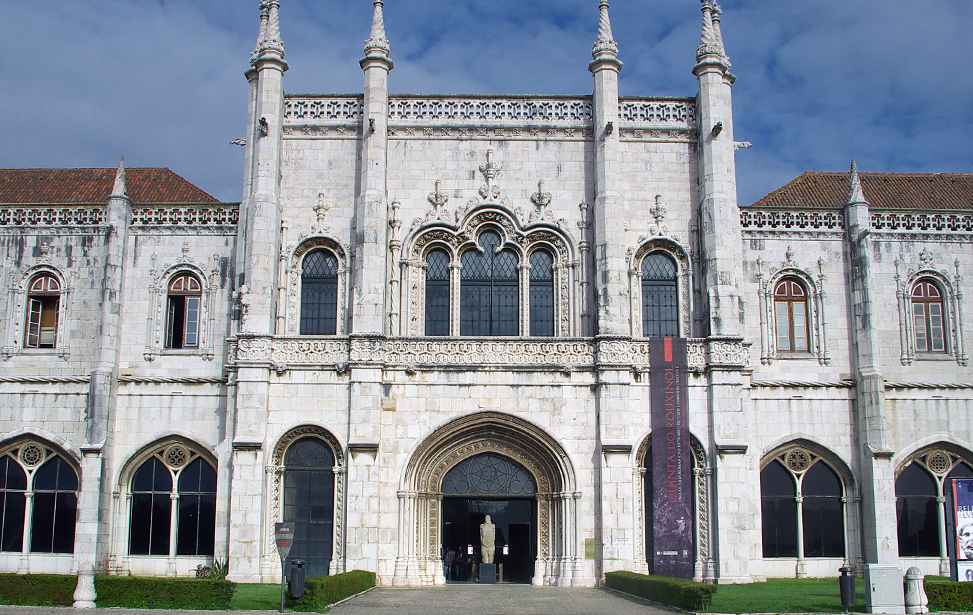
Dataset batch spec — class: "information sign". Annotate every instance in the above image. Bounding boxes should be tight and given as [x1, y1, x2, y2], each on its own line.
[953, 479, 973, 582]
[275, 523, 294, 560]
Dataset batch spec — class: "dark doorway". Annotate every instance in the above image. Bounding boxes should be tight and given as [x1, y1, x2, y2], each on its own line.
[442, 498, 535, 583]
[283, 438, 335, 578]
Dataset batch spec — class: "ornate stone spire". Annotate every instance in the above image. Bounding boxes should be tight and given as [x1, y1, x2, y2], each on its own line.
[362, 0, 392, 65]
[591, 1, 620, 62]
[111, 156, 127, 198]
[696, 0, 729, 67]
[251, 0, 284, 65]
[848, 159, 868, 205]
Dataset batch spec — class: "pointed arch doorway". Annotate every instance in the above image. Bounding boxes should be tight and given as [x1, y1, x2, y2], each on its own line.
[393, 412, 582, 587]
[441, 453, 537, 583]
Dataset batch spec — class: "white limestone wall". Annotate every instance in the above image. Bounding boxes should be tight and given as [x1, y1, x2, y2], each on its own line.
[279, 138, 359, 246]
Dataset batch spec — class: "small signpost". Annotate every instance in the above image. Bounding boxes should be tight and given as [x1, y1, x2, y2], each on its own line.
[275, 523, 294, 613]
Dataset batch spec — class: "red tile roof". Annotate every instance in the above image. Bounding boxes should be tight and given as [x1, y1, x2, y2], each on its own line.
[751, 172, 973, 211]
[0, 168, 220, 204]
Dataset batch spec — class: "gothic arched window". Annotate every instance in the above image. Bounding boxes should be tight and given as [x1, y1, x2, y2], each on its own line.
[461, 231, 519, 336]
[774, 278, 809, 352]
[30, 456, 78, 554]
[284, 438, 336, 578]
[301, 250, 339, 335]
[25, 274, 61, 349]
[912, 279, 946, 353]
[896, 454, 973, 558]
[165, 273, 202, 349]
[529, 250, 555, 336]
[425, 249, 450, 336]
[760, 449, 846, 559]
[641, 253, 678, 338]
[0, 443, 78, 555]
[129, 445, 216, 557]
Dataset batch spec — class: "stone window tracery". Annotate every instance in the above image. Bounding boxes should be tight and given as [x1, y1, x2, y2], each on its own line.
[3, 266, 72, 360]
[896, 264, 967, 366]
[756, 262, 829, 365]
[402, 208, 575, 337]
[629, 239, 692, 338]
[895, 448, 973, 567]
[284, 238, 348, 336]
[0, 440, 78, 555]
[760, 446, 847, 572]
[126, 443, 216, 558]
[145, 262, 218, 362]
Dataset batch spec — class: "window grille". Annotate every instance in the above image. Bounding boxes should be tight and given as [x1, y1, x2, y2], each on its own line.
[425, 250, 450, 336]
[301, 250, 339, 335]
[641, 253, 678, 338]
[461, 232, 519, 336]
[529, 250, 554, 336]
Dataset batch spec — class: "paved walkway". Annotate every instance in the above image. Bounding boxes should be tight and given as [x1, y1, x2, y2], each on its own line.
[329, 585, 674, 615]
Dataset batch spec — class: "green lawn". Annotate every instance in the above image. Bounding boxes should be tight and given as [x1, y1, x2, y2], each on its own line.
[231, 583, 283, 611]
[701, 578, 866, 613]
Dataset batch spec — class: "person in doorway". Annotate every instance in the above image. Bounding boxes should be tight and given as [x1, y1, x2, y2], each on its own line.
[454, 551, 465, 581]
[444, 548, 456, 581]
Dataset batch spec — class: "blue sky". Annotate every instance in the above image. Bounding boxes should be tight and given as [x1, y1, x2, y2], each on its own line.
[1, 0, 970, 206]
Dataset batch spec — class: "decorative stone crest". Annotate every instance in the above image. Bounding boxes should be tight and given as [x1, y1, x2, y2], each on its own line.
[312, 194, 333, 234]
[529, 180, 553, 223]
[426, 180, 449, 221]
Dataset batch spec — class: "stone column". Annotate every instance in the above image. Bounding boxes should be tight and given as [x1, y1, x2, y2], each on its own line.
[845, 162, 903, 613]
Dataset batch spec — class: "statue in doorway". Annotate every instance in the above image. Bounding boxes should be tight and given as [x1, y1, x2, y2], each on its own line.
[480, 515, 496, 564]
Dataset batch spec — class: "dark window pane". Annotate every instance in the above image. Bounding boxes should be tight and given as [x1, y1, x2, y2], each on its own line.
[425, 250, 450, 336]
[896, 462, 939, 557]
[2, 456, 27, 491]
[802, 463, 844, 557]
[301, 250, 339, 335]
[949, 463, 973, 480]
[30, 458, 77, 554]
[802, 462, 841, 497]
[176, 459, 216, 556]
[642, 253, 678, 338]
[529, 251, 554, 336]
[761, 461, 798, 557]
[130, 458, 173, 556]
[1, 491, 25, 552]
[461, 232, 520, 336]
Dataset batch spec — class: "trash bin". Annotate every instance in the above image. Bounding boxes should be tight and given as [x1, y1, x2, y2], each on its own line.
[289, 560, 306, 599]
[839, 566, 856, 612]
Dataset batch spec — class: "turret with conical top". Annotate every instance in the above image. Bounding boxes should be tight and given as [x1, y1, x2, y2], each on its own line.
[238, 0, 287, 337]
[693, 0, 742, 337]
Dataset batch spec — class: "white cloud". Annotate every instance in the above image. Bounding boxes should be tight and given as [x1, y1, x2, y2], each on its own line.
[0, 0, 970, 205]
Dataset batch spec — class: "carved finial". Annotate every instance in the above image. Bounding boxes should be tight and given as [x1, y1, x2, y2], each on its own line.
[312, 193, 332, 234]
[530, 180, 553, 223]
[251, 0, 284, 64]
[848, 159, 867, 205]
[650, 195, 667, 224]
[427, 180, 449, 220]
[363, 0, 391, 61]
[696, 0, 729, 66]
[591, 0, 620, 66]
[477, 149, 502, 202]
[919, 248, 934, 268]
[578, 201, 590, 230]
[111, 156, 127, 198]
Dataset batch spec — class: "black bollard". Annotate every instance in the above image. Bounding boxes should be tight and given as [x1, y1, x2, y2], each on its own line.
[839, 566, 856, 613]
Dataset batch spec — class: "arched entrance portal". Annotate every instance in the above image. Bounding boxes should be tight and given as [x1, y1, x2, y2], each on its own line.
[394, 412, 581, 587]
[441, 453, 537, 583]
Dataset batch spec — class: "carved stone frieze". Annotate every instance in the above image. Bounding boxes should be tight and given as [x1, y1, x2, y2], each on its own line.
[385, 339, 592, 366]
[0, 206, 105, 227]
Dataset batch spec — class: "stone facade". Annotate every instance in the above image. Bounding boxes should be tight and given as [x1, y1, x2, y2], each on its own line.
[0, 1, 970, 611]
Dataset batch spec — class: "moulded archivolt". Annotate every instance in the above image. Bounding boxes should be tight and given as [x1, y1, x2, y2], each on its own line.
[628, 236, 694, 339]
[402, 173, 577, 337]
[143, 255, 220, 362]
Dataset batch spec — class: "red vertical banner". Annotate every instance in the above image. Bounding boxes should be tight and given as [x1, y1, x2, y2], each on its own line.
[650, 337, 693, 579]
